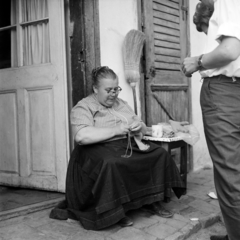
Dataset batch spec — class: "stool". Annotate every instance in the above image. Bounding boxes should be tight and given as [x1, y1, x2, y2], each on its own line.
[143, 136, 188, 201]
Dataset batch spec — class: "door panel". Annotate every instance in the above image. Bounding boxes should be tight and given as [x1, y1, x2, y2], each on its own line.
[0, 92, 18, 173]
[142, 0, 190, 168]
[142, 0, 190, 125]
[29, 88, 55, 173]
[0, 0, 69, 192]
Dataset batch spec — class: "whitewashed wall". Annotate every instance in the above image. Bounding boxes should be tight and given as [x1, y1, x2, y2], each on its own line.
[189, 0, 212, 170]
[99, 0, 142, 116]
[99, 0, 212, 171]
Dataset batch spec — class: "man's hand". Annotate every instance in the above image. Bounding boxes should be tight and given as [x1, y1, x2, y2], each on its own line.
[182, 56, 199, 77]
[169, 120, 189, 133]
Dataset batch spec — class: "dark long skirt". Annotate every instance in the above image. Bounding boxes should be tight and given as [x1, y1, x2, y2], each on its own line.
[52, 138, 185, 230]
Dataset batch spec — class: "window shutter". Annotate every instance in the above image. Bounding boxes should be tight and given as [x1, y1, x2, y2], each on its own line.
[142, 0, 190, 125]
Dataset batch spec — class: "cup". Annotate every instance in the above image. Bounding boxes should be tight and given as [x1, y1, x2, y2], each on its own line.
[152, 125, 163, 138]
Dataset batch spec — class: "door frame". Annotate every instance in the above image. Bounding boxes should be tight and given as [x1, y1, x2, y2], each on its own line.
[64, 0, 101, 150]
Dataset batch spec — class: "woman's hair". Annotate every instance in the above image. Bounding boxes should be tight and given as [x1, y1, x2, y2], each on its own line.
[193, 1, 214, 32]
[92, 66, 118, 87]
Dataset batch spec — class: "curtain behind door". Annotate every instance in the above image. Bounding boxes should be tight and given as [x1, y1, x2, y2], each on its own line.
[22, 0, 50, 66]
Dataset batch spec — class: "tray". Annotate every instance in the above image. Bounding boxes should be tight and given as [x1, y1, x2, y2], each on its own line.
[143, 136, 183, 142]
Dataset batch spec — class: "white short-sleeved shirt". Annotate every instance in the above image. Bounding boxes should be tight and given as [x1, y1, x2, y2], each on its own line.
[200, 0, 240, 78]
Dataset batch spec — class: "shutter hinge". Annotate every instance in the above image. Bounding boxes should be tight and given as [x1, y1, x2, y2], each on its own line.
[181, 0, 188, 21]
[141, 15, 145, 30]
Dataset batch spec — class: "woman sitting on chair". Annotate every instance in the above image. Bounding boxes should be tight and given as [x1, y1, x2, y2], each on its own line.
[53, 66, 186, 230]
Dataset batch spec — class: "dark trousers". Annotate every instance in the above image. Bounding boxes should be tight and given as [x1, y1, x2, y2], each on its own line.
[200, 75, 240, 240]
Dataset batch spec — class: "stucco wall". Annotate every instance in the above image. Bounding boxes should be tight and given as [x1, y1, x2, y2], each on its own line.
[189, 0, 212, 170]
[99, 0, 212, 171]
[99, 0, 141, 116]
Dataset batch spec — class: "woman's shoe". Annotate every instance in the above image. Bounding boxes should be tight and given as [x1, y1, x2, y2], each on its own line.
[143, 202, 174, 218]
[118, 216, 133, 227]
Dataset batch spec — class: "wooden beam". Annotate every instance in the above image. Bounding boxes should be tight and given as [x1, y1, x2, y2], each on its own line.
[151, 84, 188, 91]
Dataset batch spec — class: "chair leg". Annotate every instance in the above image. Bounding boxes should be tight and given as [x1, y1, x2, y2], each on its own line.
[180, 143, 188, 194]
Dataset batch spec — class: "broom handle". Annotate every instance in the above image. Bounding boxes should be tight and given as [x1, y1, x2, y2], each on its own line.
[132, 86, 138, 115]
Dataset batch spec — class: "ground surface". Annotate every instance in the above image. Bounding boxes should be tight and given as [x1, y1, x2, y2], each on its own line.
[0, 186, 64, 212]
[187, 221, 227, 240]
[0, 169, 223, 240]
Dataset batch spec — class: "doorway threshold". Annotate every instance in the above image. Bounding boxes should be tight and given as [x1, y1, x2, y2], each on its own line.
[0, 186, 64, 222]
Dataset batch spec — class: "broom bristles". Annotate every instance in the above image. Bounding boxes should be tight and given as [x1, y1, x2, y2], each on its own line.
[122, 29, 146, 85]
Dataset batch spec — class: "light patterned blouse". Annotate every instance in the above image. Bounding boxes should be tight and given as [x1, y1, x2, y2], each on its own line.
[71, 94, 142, 141]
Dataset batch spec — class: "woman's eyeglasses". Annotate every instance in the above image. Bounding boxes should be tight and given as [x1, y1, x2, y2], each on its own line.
[105, 86, 122, 94]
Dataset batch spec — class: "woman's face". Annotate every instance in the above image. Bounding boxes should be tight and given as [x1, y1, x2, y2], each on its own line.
[93, 77, 120, 107]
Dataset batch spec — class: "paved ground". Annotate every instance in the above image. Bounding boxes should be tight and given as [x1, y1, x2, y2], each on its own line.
[0, 168, 225, 240]
[188, 221, 227, 240]
[0, 186, 63, 213]
[0, 186, 64, 222]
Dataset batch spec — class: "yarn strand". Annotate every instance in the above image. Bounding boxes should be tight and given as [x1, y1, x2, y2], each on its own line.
[121, 132, 133, 158]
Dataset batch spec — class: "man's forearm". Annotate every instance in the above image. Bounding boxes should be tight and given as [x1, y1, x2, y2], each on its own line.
[182, 37, 240, 76]
[201, 37, 240, 70]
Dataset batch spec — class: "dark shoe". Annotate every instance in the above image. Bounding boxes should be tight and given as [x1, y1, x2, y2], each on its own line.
[210, 235, 228, 240]
[143, 202, 174, 218]
[118, 216, 133, 227]
[49, 200, 68, 220]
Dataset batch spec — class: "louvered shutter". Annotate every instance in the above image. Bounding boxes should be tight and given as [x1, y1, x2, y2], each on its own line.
[142, 0, 190, 125]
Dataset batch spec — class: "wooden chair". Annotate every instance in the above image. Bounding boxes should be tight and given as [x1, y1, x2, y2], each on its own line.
[143, 135, 188, 202]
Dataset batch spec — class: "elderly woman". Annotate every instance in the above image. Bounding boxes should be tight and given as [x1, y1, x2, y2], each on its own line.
[53, 66, 185, 230]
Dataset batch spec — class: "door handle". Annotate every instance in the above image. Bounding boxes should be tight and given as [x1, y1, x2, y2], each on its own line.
[149, 66, 156, 78]
[78, 49, 85, 63]
[78, 49, 85, 71]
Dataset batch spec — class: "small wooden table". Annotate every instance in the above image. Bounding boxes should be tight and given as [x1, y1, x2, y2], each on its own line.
[143, 136, 188, 198]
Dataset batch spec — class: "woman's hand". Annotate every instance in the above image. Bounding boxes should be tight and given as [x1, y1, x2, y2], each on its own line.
[129, 121, 142, 133]
[115, 123, 130, 136]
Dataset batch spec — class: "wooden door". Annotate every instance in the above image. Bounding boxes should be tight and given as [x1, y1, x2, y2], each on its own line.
[66, 0, 100, 149]
[0, 0, 69, 192]
[68, 0, 101, 108]
[142, 0, 190, 125]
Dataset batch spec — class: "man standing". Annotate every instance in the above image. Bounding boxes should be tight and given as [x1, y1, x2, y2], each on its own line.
[182, 1, 240, 240]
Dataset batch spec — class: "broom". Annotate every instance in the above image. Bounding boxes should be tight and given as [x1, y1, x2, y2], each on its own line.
[122, 29, 146, 115]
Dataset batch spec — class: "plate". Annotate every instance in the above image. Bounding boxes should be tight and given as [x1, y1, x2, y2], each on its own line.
[143, 136, 183, 142]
